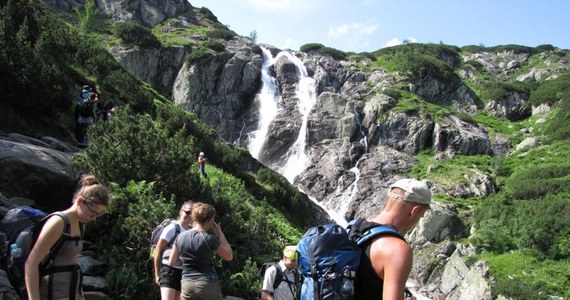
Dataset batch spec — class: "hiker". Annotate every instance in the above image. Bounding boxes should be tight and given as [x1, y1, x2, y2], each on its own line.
[261, 245, 299, 300]
[354, 178, 431, 300]
[76, 91, 98, 146]
[24, 174, 111, 300]
[153, 201, 194, 300]
[169, 202, 232, 300]
[198, 152, 207, 177]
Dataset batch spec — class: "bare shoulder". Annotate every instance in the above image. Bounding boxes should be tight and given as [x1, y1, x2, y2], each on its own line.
[370, 236, 412, 268]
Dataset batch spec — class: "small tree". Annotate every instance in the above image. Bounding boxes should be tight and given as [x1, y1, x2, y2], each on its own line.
[249, 30, 257, 44]
[75, 0, 98, 32]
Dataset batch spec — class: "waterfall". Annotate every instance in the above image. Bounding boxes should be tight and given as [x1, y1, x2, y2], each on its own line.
[330, 165, 361, 227]
[277, 52, 318, 183]
[353, 107, 368, 153]
[247, 47, 281, 159]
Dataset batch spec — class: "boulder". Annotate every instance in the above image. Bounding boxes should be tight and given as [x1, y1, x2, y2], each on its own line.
[0, 137, 76, 210]
[433, 116, 492, 155]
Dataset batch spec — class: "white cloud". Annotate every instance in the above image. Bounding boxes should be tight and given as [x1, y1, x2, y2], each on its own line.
[383, 37, 417, 48]
[328, 22, 379, 38]
[281, 37, 300, 50]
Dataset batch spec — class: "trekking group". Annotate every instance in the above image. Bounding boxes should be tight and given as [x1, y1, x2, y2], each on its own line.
[151, 177, 431, 300]
[2, 159, 430, 300]
[74, 85, 117, 147]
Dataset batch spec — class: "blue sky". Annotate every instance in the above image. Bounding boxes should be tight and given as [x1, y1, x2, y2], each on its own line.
[189, 0, 570, 52]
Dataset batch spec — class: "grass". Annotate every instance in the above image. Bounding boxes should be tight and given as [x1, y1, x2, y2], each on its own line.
[480, 250, 570, 299]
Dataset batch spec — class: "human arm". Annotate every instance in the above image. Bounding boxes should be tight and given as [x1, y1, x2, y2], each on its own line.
[153, 238, 169, 285]
[210, 220, 233, 261]
[370, 237, 413, 300]
[260, 290, 274, 300]
[24, 216, 66, 300]
[168, 244, 181, 267]
[260, 265, 277, 300]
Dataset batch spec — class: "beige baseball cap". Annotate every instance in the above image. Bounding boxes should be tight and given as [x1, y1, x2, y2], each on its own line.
[389, 178, 432, 205]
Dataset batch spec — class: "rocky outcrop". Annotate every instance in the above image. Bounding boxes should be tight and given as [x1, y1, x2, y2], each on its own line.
[110, 45, 187, 96]
[463, 50, 530, 80]
[307, 92, 357, 145]
[433, 116, 492, 156]
[484, 91, 531, 121]
[95, 0, 191, 27]
[296, 143, 418, 220]
[0, 133, 77, 210]
[370, 110, 435, 155]
[172, 37, 263, 142]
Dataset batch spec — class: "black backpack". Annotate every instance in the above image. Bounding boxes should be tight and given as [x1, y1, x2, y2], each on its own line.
[149, 219, 181, 260]
[78, 100, 95, 117]
[258, 261, 300, 299]
[2, 206, 76, 298]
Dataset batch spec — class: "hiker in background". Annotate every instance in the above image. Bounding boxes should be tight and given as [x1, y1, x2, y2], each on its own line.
[261, 246, 299, 300]
[169, 202, 232, 300]
[76, 91, 98, 146]
[354, 178, 431, 300]
[154, 201, 194, 300]
[25, 174, 110, 300]
[198, 152, 208, 177]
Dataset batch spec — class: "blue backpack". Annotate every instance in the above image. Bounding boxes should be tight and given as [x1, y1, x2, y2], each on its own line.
[296, 218, 403, 300]
[2, 206, 74, 298]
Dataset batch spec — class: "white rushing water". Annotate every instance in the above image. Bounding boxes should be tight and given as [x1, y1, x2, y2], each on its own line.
[248, 49, 344, 224]
[247, 47, 281, 159]
[332, 166, 361, 226]
[277, 52, 318, 183]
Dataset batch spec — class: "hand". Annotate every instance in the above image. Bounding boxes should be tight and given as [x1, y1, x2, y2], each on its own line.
[211, 219, 222, 235]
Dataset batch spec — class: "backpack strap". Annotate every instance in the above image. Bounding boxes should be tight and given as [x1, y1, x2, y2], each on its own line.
[167, 222, 181, 247]
[39, 212, 75, 271]
[272, 262, 283, 290]
[347, 218, 405, 247]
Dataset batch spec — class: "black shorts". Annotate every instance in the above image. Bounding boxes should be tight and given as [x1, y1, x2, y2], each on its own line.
[159, 265, 182, 290]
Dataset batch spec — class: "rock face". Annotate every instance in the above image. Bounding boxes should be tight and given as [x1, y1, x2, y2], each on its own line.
[95, 0, 191, 27]
[0, 133, 77, 211]
[110, 45, 187, 96]
[172, 37, 263, 142]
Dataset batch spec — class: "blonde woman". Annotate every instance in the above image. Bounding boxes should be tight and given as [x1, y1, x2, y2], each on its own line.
[169, 202, 232, 300]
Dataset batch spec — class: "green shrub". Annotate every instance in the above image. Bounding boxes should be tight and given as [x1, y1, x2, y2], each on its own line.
[461, 45, 488, 53]
[86, 180, 176, 299]
[187, 46, 215, 64]
[115, 22, 161, 48]
[474, 192, 570, 259]
[381, 88, 402, 100]
[318, 46, 347, 60]
[204, 39, 226, 52]
[300, 43, 324, 53]
[546, 98, 570, 141]
[481, 81, 533, 102]
[462, 59, 485, 71]
[75, 106, 200, 198]
[491, 44, 534, 55]
[529, 73, 570, 106]
[536, 44, 556, 52]
[207, 28, 235, 40]
[481, 250, 570, 300]
[506, 165, 570, 199]
[198, 7, 218, 22]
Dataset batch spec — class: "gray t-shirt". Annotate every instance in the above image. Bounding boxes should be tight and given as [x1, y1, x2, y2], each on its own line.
[174, 229, 220, 282]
